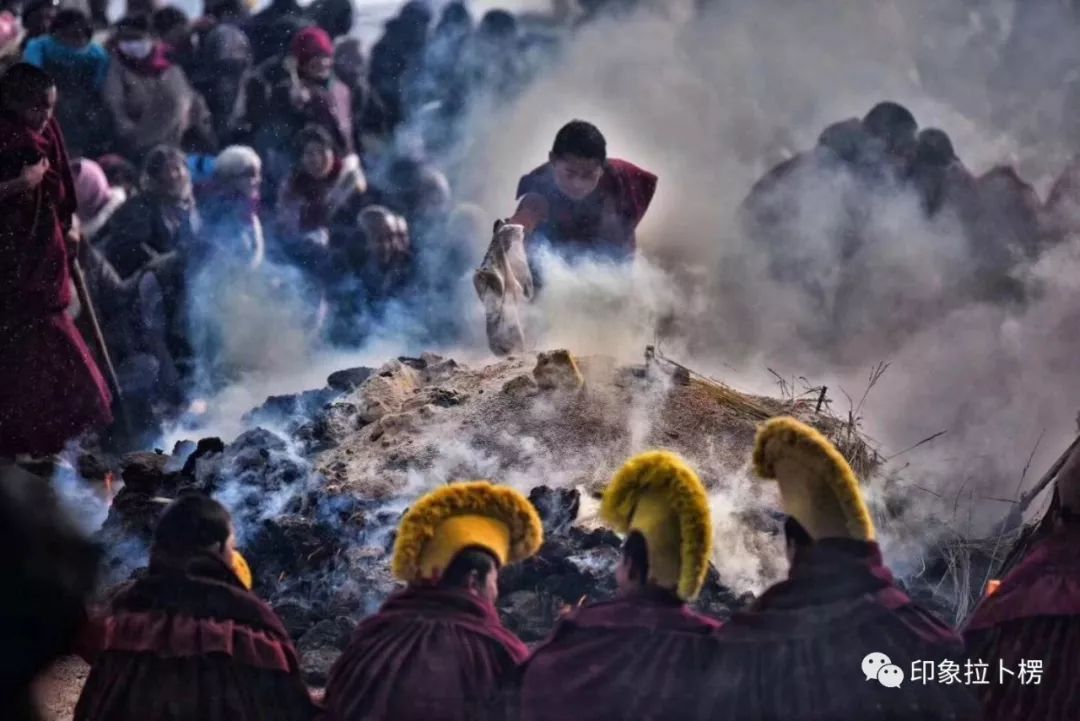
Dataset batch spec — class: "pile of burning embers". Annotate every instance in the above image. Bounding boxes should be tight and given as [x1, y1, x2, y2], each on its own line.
[78, 360, 751, 684]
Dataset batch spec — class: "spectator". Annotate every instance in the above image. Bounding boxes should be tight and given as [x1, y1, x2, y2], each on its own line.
[151, 6, 195, 70]
[518, 451, 719, 721]
[0, 63, 112, 458]
[97, 144, 198, 279]
[71, 157, 126, 241]
[19, 0, 58, 51]
[245, 26, 352, 200]
[204, 0, 249, 26]
[462, 10, 524, 102]
[324, 481, 541, 721]
[102, 15, 215, 162]
[328, 205, 413, 343]
[406, 0, 473, 136]
[275, 124, 366, 248]
[286, 26, 352, 150]
[190, 22, 252, 141]
[74, 494, 320, 721]
[0, 10, 19, 66]
[23, 9, 111, 155]
[308, 0, 352, 40]
[368, 0, 431, 128]
[198, 144, 265, 268]
[96, 152, 139, 198]
[333, 37, 389, 150]
[245, 0, 305, 64]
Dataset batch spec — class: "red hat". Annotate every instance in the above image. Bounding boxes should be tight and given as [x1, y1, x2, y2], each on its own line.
[290, 26, 334, 67]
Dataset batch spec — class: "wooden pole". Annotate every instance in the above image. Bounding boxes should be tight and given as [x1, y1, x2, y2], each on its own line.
[71, 258, 132, 437]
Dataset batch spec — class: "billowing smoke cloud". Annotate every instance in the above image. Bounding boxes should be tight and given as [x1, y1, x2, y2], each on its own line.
[442, 0, 1080, 543]
[131, 0, 1080, 611]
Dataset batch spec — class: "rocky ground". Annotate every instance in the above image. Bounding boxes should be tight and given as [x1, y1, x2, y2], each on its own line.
[71, 348, 878, 690]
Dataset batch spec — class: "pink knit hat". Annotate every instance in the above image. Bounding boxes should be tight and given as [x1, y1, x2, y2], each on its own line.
[72, 158, 112, 224]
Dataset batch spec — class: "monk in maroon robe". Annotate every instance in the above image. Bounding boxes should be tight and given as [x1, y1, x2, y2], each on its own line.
[511, 119, 657, 262]
[964, 445, 1080, 720]
[519, 451, 719, 721]
[703, 418, 981, 721]
[0, 63, 111, 457]
[324, 480, 542, 721]
[75, 494, 319, 721]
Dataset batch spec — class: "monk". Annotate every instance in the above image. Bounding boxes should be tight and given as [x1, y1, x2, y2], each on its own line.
[510, 119, 657, 262]
[74, 493, 319, 721]
[0, 63, 112, 459]
[703, 417, 982, 721]
[324, 480, 543, 721]
[518, 451, 720, 721]
[964, 443, 1080, 720]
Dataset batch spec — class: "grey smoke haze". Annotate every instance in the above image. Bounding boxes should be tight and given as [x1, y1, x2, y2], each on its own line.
[136, 0, 1080, 607]
[442, 0, 1080, 535]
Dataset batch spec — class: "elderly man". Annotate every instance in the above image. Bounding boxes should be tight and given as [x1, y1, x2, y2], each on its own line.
[326, 204, 414, 344]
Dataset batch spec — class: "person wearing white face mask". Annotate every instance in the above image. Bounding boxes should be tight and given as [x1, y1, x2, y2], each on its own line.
[102, 15, 214, 163]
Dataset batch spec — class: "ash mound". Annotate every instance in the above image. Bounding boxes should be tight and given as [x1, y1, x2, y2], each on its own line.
[90, 349, 879, 683]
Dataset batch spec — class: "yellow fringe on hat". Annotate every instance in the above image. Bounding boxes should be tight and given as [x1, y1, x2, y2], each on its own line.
[752, 416, 875, 541]
[601, 451, 712, 601]
[391, 481, 543, 583]
[231, 550, 253, 590]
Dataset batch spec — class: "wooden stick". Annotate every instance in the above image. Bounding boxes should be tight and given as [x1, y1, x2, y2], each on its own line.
[1017, 434, 1080, 512]
[71, 258, 132, 437]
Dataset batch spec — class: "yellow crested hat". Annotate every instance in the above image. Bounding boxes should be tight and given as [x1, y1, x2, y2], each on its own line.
[601, 451, 712, 601]
[752, 416, 875, 541]
[391, 481, 544, 583]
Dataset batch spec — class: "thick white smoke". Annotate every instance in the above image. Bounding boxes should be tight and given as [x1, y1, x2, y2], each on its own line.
[140, 0, 1080, 604]
[441, 0, 1080, 549]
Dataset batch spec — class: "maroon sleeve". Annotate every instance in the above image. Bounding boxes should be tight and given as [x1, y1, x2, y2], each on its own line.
[46, 117, 77, 229]
[608, 158, 657, 227]
[515, 174, 530, 200]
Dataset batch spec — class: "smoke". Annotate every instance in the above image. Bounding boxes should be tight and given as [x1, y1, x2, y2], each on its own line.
[438, 0, 1080, 548]
[86, 0, 1080, 608]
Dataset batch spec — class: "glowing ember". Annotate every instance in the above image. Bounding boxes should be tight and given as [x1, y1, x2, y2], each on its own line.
[103, 471, 115, 507]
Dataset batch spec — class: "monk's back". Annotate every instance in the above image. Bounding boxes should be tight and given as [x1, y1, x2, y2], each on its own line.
[520, 593, 719, 721]
[324, 587, 527, 721]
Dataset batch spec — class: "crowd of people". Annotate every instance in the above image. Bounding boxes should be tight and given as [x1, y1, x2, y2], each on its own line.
[742, 99, 1080, 325]
[6, 415, 1079, 720]
[0, 0, 608, 456]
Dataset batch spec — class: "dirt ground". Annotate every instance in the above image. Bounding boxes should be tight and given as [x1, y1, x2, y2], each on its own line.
[35, 656, 89, 721]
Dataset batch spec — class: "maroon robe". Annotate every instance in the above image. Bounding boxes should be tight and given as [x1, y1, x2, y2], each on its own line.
[518, 590, 720, 721]
[516, 158, 657, 260]
[705, 539, 982, 721]
[324, 586, 528, 721]
[0, 114, 111, 456]
[964, 521, 1080, 720]
[74, 549, 319, 721]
